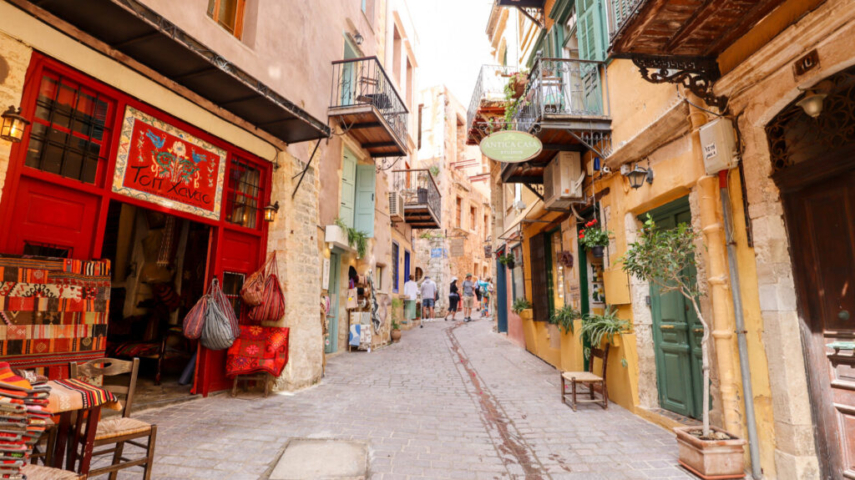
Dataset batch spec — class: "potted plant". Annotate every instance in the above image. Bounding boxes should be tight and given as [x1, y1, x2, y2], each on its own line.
[622, 215, 746, 479]
[579, 306, 629, 350]
[334, 218, 368, 259]
[512, 298, 532, 317]
[551, 304, 581, 335]
[390, 318, 402, 342]
[505, 71, 529, 99]
[578, 219, 610, 258]
[498, 252, 516, 269]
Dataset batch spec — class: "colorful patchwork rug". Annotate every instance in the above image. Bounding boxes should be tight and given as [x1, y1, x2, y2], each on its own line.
[0, 256, 110, 378]
[225, 325, 289, 378]
[46, 379, 120, 414]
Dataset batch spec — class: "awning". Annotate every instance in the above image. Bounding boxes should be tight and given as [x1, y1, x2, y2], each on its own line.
[22, 0, 330, 144]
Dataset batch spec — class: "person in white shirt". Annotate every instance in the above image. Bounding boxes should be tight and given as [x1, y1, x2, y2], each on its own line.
[419, 276, 438, 327]
[403, 275, 418, 323]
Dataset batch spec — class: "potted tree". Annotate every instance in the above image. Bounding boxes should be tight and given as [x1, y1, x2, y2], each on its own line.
[622, 216, 746, 479]
[578, 219, 610, 258]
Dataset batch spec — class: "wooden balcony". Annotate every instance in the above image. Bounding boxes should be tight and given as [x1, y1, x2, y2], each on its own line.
[329, 57, 408, 158]
[391, 169, 441, 229]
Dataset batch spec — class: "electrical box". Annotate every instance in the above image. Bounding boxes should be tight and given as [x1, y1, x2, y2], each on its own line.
[543, 151, 584, 211]
[699, 118, 739, 175]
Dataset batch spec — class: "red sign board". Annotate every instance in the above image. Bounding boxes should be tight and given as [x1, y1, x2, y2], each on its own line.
[113, 106, 226, 220]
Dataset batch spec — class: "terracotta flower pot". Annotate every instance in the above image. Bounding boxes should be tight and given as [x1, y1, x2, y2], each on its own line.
[674, 426, 746, 479]
[391, 329, 402, 342]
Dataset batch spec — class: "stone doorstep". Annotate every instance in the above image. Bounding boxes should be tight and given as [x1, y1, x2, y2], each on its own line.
[637, 406, 703, 433]
[263, 438, 368, 480]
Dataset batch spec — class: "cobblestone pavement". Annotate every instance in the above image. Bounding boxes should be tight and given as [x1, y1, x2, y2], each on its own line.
[108, 316, 692, 479]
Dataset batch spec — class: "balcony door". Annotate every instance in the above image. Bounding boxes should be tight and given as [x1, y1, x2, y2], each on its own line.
[341, 39, 360, 106]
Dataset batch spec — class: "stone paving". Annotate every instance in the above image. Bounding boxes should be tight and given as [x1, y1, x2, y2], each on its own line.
[104, 316, 693, 479]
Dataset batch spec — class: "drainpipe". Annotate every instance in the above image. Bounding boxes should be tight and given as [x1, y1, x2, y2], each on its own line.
[687, 94, 742, 438]
[719, 170, 763, 479]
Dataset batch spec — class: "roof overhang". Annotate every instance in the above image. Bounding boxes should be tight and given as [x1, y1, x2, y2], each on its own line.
[20, 0, 330, 145]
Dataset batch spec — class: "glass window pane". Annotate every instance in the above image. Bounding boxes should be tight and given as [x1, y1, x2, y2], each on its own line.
[207, 0, 216, 17]
[218, 0, 237, 32]
[82, 157, 99, 184]
[62, 151, 83, 179]
[41, 144, 64, 175]
[25, 139, 43, 169]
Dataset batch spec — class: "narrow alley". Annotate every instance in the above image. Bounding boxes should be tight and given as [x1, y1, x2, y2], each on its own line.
[133, 318, 688, 480]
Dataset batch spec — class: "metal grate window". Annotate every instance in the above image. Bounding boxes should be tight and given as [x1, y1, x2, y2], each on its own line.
[25, 71, 114, 184]
[221, 271, 245, 320]
[225, 158, 262, 229]
[23, 241, 71, 259]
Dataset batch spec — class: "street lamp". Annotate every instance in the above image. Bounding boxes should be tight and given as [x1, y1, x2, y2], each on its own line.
[1, 106, 29, 143]
[263, 201, 280, 222]
[353, 32, 364, 46]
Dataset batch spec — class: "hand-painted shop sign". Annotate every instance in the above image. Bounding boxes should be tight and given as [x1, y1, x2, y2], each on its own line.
[479, 130, 542, 163]
[113, 106, 226, 221]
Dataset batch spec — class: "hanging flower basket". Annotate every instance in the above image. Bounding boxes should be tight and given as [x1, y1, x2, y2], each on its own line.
[578, 219, 611, 258]
[591, 246, 605, 258]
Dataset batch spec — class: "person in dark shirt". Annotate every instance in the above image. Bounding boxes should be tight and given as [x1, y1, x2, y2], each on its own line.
[445, 277, 460, 321]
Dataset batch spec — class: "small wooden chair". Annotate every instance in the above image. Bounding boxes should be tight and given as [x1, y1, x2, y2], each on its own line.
[21, 464, 82, 480]
[560, 344, 610, 411]
[69, 358, 157, 480]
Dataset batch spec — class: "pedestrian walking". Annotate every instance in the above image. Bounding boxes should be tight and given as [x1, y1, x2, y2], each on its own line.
[462, 273, 476, 322]
[403, 275, 418, 323]
[445, 277, 460, 321]
[473, 275, 482, 313]
[478, 277, 491, 315]
[420, 275, 437, 327]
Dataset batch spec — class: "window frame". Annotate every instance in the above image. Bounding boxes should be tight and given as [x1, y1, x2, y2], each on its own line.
[207, 0, 247, 40]
[392, 241, 400, 294]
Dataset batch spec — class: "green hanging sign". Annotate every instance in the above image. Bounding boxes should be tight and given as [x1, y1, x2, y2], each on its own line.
[479, 130, 543, 163]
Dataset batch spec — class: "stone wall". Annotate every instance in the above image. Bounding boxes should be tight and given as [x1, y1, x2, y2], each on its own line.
[0, 32, 30, 206]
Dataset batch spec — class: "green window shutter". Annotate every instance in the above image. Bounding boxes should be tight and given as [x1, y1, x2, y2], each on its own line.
[354, 164, 376, 237]
[576, 0, 606, 61]
[340, 151, 356, 228]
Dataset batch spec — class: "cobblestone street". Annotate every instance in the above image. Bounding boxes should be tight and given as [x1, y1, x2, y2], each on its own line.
[117, 318, 692, 480]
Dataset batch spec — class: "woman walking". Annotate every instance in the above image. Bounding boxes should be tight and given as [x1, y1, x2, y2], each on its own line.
[445, 277, 460, 321]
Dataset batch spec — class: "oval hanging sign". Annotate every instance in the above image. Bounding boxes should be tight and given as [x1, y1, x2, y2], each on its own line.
[479, 130, 543, 163]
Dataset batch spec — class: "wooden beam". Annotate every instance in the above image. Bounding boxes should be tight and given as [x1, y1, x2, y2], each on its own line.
[349, 122, 383, 130]
[363, 141, 397, 148]
[541, 143, 587, 152]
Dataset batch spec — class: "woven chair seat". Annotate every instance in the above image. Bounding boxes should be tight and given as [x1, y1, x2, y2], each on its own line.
[562, 371, 603, 382]
[89, 417, 152, 440]
[22, 464, 81, 480]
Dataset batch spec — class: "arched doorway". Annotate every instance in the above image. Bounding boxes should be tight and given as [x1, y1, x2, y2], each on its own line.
[766, 66, 855, 479]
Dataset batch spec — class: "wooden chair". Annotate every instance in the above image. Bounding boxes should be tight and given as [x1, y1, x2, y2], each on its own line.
[20, 464, 82, 480]
[69, 358, 157, 480]
[560, 344, 610, 411]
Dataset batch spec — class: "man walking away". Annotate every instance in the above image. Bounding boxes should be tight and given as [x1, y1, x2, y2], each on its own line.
[462, 273, 476, 322]
[403, 275, 418, 324]
[420, 275, 437, 327]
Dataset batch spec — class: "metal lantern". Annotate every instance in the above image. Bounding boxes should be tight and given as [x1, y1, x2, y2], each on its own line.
[796, 91, 827, 118]
[625, 164, 654, 189]
[0, 106, 29, 143]
[263, 201, 280, 222]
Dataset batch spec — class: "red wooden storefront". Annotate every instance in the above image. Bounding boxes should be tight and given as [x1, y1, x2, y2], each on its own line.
[0, 53, 271, 396]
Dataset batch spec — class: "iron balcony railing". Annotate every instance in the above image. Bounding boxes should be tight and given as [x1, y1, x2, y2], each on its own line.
[330, 56, 408, 147]
[514, 55, 609, 131]
[391, 169, 441, 225]
[609, 0, 645, 40]
[466, 65, 519, 134]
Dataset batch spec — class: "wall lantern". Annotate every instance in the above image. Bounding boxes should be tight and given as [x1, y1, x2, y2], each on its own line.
[353, 32, 364, 46]
[263, 201, 280, 222]
[625, 163, 654, 189]
[796, 80, 833, 119]
[1, 106, 29, 143]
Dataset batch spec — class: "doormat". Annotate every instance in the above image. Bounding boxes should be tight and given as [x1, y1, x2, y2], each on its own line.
[262, 439, 368, 480]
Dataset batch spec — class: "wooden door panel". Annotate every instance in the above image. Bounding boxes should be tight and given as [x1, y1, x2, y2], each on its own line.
[5, 177, 100, 259]
[660, 349, 693, 415]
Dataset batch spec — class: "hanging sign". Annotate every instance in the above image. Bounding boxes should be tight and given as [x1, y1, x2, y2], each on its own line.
[113, 106, 227, 221]
[479, 130, 542, 163]
[450, 238, 465, 258]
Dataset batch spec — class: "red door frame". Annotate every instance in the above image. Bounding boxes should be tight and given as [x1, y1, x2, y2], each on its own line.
[0, 52, 272, 395]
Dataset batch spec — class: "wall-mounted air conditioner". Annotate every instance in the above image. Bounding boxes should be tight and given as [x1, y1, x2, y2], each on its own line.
[389, 191, 405, 222]
[543, 151, 584, 211]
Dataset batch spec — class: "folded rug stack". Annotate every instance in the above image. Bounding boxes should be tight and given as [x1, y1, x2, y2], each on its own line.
[0, 363, 51, 480]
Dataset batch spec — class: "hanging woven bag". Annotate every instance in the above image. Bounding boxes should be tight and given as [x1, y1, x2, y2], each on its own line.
[248, 254, 286, 323]
[211, 277, 240, 338]
[240, 255, 270, 306]
[201, 296, 236, 350]
[183, 295, 208, 340]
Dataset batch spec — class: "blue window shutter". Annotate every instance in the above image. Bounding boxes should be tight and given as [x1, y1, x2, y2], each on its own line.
[340, 152, 356, 228]
[355, 164, 376, 237]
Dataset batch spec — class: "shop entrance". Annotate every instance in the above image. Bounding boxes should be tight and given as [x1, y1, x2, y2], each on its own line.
[646, 198, 704, 420]
[99, 201, 208, 408]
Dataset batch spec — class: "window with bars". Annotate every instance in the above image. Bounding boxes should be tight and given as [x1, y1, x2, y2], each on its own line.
[222, 272, 245, 319]
[23, 241, 71, 259]
[225, 158, 262, 229]
[25, 71, 114, 184]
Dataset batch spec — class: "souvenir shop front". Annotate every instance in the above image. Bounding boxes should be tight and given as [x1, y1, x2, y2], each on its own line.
[0, 53, 274, 398]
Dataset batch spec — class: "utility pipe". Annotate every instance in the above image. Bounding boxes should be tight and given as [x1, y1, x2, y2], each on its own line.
[688, 98, 743, 436]
[719, 170, 763, 479]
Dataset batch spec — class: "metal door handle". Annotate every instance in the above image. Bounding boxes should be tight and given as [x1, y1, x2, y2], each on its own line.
[839, 310, 850, 321]
[693, 328, 704, 333]
[660, 325, 675, 330]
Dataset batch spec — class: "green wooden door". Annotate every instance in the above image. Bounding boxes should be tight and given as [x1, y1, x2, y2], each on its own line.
[326, 252, 341, 354]
[648, 198, 704, 419]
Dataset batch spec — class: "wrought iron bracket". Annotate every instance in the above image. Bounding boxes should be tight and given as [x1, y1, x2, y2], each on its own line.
[566, 129, 612, 159]
[516, 6, 545, 30]
[630, 54, 728, 111]
[376, 156, 404, 172]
